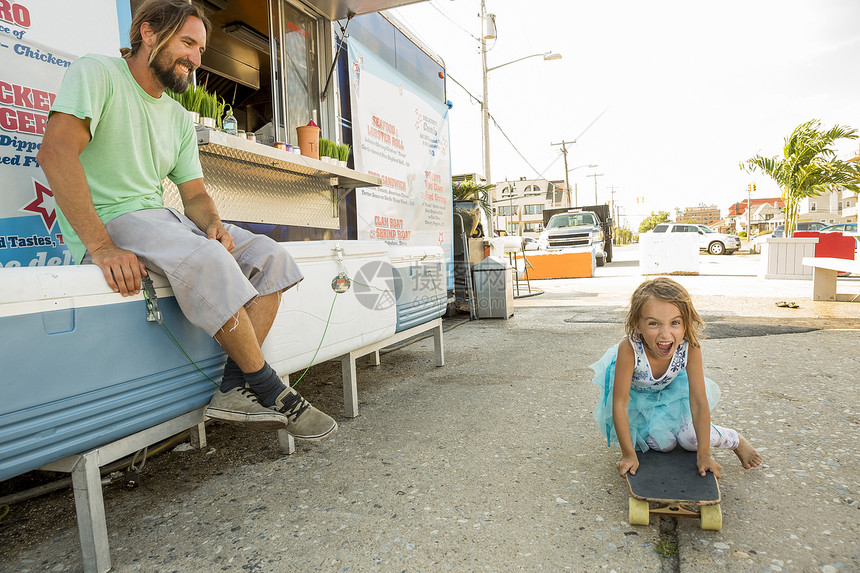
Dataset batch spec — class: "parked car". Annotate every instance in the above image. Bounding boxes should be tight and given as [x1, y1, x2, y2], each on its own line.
[820, 223, 857, 233]
[650, 223, 741, 255]
[771, 222, 827, 237]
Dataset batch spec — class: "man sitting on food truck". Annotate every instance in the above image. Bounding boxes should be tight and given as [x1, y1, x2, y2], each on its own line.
[36, 0, 337, 442]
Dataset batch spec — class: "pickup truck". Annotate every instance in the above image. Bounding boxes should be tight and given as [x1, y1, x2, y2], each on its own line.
[536, 209, 609, 266]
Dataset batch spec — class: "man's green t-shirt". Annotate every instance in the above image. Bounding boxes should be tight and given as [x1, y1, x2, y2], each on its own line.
[50, 54, 204, 263]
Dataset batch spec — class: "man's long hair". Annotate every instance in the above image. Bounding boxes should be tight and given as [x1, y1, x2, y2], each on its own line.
[121, 0, 211, 64]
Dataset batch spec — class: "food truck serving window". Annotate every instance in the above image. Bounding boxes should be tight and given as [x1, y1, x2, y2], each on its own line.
[141, 0, 324, 148]
[275, 0, 320, 140]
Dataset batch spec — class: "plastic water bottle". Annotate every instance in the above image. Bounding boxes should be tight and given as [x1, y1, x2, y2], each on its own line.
[222, 110, 238, 135]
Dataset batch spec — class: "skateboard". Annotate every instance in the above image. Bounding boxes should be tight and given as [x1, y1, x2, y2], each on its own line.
[625, 448, 722, 530]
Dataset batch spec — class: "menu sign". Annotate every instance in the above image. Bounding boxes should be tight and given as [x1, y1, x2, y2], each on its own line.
[0, 0, 119, 266]
[348, 37, 453, 271]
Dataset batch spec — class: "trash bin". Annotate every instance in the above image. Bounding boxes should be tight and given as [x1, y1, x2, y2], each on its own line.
[472, 256, 514, 319]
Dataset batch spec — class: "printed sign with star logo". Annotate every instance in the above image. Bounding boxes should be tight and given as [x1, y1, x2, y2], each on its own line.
[21, 180, 56, 232]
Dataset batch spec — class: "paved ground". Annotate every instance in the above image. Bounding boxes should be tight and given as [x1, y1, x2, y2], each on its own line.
[2, 246, 859, 572]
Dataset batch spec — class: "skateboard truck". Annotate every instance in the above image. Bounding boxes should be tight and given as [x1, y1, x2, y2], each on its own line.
[141, 276, 163, 325]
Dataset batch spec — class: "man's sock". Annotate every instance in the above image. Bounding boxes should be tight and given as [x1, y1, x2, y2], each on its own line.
[243, 362, 287, 407]
[220, 357, 244, 393]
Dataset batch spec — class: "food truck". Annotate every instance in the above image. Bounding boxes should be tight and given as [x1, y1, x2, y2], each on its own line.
[0, 0, 453, 504]
[1, 0, 454, 266]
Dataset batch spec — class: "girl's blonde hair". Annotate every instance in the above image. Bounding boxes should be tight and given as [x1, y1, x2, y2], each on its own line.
[624, 277, 705, 347]
[120, 0, 211, 65]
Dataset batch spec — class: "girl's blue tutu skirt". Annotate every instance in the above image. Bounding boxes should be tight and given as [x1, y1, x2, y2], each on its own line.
[590, 343, 721, 452]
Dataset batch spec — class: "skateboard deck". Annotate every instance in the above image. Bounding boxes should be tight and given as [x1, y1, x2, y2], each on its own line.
[625, 448, 722, 530]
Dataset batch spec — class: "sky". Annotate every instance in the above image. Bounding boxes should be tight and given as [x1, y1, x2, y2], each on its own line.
[387, 0, 860, 230]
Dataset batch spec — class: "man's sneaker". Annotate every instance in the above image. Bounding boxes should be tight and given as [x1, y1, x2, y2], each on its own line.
[272, 386, 338, 441]
[206, 387, 289, 430]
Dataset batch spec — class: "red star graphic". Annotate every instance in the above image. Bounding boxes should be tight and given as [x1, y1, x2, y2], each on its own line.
[22, 180, 56, 231]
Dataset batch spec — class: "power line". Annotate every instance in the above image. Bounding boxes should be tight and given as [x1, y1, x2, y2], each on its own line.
[487, 111, 548, 180]
[445, 72, 482, 106]
[574, 107, 610, 141]
[447, 73, 554, 181]
[541, 153, 564, 174]
[427, 0, 479, 41]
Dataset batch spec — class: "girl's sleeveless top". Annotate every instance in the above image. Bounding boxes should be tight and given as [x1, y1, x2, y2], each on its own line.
[590, 336, 721, 452]
[630, 336, 687, 392]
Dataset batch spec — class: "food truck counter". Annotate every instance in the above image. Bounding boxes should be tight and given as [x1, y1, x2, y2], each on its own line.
[163, 127, 383, 230]
[196, 128, 382, 189]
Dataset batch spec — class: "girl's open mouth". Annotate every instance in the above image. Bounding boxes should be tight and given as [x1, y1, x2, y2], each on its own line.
[656, 341, 673, 355]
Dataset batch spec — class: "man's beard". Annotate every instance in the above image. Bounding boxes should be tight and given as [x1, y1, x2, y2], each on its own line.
[151, 50, 194, 93]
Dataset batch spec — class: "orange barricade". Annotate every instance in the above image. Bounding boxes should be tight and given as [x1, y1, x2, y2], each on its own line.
[516, 251, 593, 279]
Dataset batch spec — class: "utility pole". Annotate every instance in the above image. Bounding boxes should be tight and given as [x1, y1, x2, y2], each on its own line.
[480, 0, 494, 236]
[550, 139, 576, 206]
[608, 185, 619, 246]
[746, 182, 756, 238]
[587, 172, 604, 204]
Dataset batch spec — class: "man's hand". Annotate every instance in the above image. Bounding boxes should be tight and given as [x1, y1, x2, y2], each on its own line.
[206, 221, 234, 252]
[91, 244, 147, 296]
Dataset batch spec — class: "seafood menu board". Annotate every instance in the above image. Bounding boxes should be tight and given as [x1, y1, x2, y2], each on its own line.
[0, 1, 120, 266]
[348, 37, 453, 270]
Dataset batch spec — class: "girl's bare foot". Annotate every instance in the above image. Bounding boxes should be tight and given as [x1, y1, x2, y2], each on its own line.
[734, 435, 762, 469]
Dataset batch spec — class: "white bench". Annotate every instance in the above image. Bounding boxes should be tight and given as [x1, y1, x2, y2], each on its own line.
[37, 409, 297, 573]
[339, 318, 444, 418]
[34, 319, 444, 573]
[801, 257, 860, 301]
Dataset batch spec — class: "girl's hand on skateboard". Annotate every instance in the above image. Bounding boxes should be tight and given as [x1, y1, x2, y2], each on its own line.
[697, 455, 722, 479]
[617, 453, 639, 477]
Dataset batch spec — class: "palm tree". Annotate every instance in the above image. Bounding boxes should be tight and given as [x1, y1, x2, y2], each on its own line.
[452, 179, 494, 235]
[743, 119, 860, 237]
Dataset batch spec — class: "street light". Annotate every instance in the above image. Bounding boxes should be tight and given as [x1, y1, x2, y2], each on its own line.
[567, 163, 598, 207]
[480, 0, 561, 235]
[486, 52, 562, 73]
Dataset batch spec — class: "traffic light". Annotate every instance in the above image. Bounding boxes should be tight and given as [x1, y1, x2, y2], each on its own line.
[753, 183, 756, 192]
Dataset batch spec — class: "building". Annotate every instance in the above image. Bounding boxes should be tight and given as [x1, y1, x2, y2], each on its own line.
[725, 198, 784, 235]
[793, 148, 860, 226]
[798, 188, 858, 225]
[679, 204, 720, 226]
[491, 178, 564, 236]
[453, 173, 487, 185]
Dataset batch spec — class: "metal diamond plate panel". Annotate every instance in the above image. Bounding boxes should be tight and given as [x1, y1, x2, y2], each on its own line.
[163, 130, 381, 229]
[165, 153, 339, 228]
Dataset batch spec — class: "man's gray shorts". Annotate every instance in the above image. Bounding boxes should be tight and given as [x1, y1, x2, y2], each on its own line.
[89, 208, 303, 336]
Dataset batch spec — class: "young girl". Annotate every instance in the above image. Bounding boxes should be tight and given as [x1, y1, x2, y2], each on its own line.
[591, 277, 761, 478]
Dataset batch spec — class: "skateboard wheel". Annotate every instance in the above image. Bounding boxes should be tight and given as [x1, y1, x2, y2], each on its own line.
[699, 503, 722, 531]
[628, 497, 650, 525]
